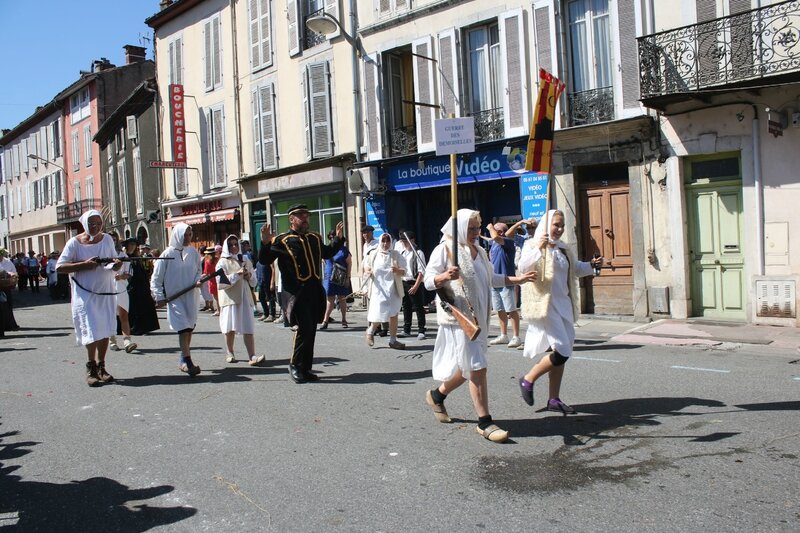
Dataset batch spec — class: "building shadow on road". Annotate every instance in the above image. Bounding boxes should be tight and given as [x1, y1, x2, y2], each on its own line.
[573, 343, 642, 352]
[321, 369, 430, 385]
[497, 396, 729, 444]
[0, 420, 197, 531]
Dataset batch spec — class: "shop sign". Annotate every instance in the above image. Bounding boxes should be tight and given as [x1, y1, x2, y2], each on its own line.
[518, 173, 550, 221]
[169, 84, 187, 165]
[181, 200, 223, 215]
[434, 117, 475, 156]
[365, 198, 386, 237]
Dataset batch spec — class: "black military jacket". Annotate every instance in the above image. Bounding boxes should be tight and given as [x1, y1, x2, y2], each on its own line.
[258, 231, 344, 294]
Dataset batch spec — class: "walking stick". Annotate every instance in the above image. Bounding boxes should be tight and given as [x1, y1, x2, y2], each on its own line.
[540, 174, 552, 284]
[164, 268, 231, 303]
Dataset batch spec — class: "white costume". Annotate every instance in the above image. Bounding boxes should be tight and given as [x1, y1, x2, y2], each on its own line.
[518, 210, 594, 358]
[365, 235, 405, 323]
[56, 210, 117, 346]
[151, 223, 201, 332]
[216, 235, 257, 335]
[115, 251, 132, 312]
[0, 257, 16, 275]
[46, 257, 58, 285]
[424, 209, 508, 381]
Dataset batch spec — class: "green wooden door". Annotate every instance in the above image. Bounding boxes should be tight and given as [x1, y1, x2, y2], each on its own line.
[687, 184, 745, 319]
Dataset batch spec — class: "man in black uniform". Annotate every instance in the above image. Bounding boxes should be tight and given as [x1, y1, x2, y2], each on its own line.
[258, 204, 345, 383]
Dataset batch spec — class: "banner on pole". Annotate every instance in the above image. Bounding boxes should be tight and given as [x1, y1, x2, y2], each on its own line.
[524, 69, 566, 174]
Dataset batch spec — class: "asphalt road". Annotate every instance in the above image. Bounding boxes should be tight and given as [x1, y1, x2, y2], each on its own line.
[1, 290, 798, 532]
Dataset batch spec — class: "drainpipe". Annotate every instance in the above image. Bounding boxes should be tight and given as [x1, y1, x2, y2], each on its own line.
[230, 0, 245, 234]
[350, 0, 362, 164]
[752, 105, 764, 276]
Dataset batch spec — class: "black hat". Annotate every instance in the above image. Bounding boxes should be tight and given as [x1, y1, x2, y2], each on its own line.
[287, 204, 309, 216]
[361, 225, 375, 233]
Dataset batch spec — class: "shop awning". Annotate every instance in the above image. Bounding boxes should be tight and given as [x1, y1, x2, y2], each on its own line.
[165, 208, 238, 228]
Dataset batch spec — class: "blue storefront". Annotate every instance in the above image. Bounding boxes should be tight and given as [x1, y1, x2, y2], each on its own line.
[362, 143, 548, 256]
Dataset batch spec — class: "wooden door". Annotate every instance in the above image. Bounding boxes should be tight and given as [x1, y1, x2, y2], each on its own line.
[579, 183, 633, 314]
[687, 184, 745, 319]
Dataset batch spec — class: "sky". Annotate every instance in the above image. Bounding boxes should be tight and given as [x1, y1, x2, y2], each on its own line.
[0, 0, 159, 131]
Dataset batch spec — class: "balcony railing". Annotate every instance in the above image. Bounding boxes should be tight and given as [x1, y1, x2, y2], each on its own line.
[389, 125, 417, 156]
[567, 87, 614, 126]
[638, 0, 800, 100]
[57, 199, 103, 224]
[303, 9, 327, 50]
[468, 108, 505, 143]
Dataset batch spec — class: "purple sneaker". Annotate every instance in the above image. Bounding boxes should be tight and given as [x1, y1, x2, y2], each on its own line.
[547, 398, 576, 415]
[518, 378, 534, 406]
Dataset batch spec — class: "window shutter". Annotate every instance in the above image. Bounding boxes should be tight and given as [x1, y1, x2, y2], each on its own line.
[50, 172, 56, 204]
[499, 9, 529, 137]
[176, 37, 184, 85]
[84, 126, 93, 166]
[204, 20, 213, 90]
[21, 140, 28, 173]
[212, 17, 222, 88]
[52, 119, 60, 159]
[126, 116, 138, 140]
[119, 164, 128, 217]
[324, 0, 342, 40]
[395, 0, 408, 10]
[26, 182, 31, 212]
[287, 0, 301, 57]
[363, 52, 383, 159]
[169, 40, 177, 84]
[41, 126, 49, 161]
[533, 1, 555, 74]
[302, 68, 310, 158]
[175, 169, 188, 196]
[30, 134, 38, 168]
[616, 0, 640, 110]
[378, 0, 391, 17]
[252, 89, 263, 171]
[249, 0, 261, 69]
[260, 84, 278, 169]
[307, 62, 333, 158]
[34, 181, 39, 210]
[212, 107, 226, 186]
[437, 28, 461, 118]
[260, 0, 272, 68]
[412, 35, 437, 152]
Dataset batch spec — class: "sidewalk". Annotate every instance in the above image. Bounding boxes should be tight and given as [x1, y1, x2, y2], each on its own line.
[576, 315, 800, 355]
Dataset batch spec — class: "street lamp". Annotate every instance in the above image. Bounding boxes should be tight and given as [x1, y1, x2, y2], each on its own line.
[306, 12, 361, 54]
[28, 154, 66, 173]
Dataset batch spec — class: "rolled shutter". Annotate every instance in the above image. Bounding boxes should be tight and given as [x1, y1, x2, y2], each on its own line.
[260, 0, 272, 68]
[437, 28, 461, 118]
[533, 0, 555, 74]
[212, 17, 222, 88]
[287, 0, 301, 57]
[307, 62, 333, 158]
[249, 0, 261, 69]
[499, 9, 529, 137]
[363, 53, 383, 159]
[260, 84, 277, 169]
[324, 0, 341, 39]
[212, 107, 226, 186]
[412, 35, 436, 152]
[617, 0, 640, 110]
[204, 21, 213, 90]
[252, 89, 262, 171]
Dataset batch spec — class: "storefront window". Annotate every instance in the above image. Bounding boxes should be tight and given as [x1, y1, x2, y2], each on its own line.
[272, 192, 343, 237]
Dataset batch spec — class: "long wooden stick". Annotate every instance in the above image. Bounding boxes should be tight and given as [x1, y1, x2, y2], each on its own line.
[449, 113, 458, 268]
[540, 174, 552, 283]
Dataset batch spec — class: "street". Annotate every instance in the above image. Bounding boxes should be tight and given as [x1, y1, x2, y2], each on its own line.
[1, 291, 798, 532]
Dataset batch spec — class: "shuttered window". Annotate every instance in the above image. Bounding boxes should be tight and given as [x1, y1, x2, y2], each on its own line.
[206, 105, 227, 187]
[51, 119, 61, 159]
[169, 36, 184, 85]
[252, 83, 278, 171]
[204, 14, 223, 91]
[71, 131, 80, 171]
[499, 9, 529, 137]
[133, 147, 143, 214]
[412, 36, 436, 152]
[287, 0, 301, 57]
[304, 62, 332, 159]
[84, 125, 93, 167]
[362, 53, 383, 159]
[174, 169, 188, 196]
[437, 28, 461, 118]
[249, 0, 272, 71]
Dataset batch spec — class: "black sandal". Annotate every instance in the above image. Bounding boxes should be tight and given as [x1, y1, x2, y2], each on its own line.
[341, 321, 349, 328]
[319, 321, 329, 330]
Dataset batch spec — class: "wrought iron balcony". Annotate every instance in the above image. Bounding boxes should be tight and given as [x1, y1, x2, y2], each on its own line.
[638, 0, 800, 103]
[303, 9, 327, 50]
[57, 199, 103, 224]
[389, 125, 417, 156]
[468, 108, 505, 142]
[567, 87, 614, 126]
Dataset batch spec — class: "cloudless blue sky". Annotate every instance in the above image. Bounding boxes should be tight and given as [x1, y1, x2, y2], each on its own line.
[0, 0, 159, 131]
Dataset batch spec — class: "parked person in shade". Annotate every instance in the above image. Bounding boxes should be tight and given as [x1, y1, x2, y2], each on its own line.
[364, 233, 406, 349]
[398, 231, 427, 340]
[258, 204, 345, 383]
[320, 229, 352, 330]
[151, 223, 203, 376]
[123, 239, 160, 337]
[25, 251, 41, 292]
[216, 235, 265, 366]
[56, 210, 123, 387]
[256, 256, 278, 322]
[484, 220, 528, 349]
[110, 238, 139, 353]
[0, 248, 19, 331]
[517, 209, 603, 414]
[423, 209, 537, 443]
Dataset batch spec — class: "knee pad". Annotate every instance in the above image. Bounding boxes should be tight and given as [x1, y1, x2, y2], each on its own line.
[549, 351, 569, 367]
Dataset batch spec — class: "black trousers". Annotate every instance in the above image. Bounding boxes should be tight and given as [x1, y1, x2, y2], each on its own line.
[289, 283, 325, 371]
[258, 283, 277, 318]
[28, 274, 40, 292]
[402, 280, 426, 334]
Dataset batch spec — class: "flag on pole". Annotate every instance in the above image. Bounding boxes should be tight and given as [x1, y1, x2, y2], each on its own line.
[524, 69, 566, 174]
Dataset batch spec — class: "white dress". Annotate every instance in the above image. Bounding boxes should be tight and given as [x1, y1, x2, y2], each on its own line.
[57, 235, 118, 346]
[518, 245, 593, 358]
[115, 254, 132, 312]
[424, 242, 506, 381]
[217, 258, 257, 335]
[367, 250, 405, 322]
[151, 246, 202, 332]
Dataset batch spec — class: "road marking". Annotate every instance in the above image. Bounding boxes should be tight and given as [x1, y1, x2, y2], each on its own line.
[573, 356, 621, 363]
[793, 377, 800, 381]
[671, 365, 730, 373]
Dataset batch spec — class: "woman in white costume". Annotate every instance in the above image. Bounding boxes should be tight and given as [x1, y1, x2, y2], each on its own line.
[517, 209, 603, 414]
[152, 223, 203, 376]
[423, 209, 537, 443]
[216, 235, 265, 366]
[110, 238, 138, 353]
[56, 210, 122, 387]
[363, 232, 406, 350]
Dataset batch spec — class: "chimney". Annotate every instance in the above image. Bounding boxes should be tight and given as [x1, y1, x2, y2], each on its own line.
[159, 0, 173, 9]
[124, 45, 147, 64]
[92, 58, 115, 72]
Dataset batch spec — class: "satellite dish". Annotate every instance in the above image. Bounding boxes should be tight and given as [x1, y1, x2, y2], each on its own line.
[347, 169, 364, 194]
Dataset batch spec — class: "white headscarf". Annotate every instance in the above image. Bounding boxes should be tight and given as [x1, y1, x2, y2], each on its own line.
[170, 223, 189, 251]
[79, 209, 103, 237]
[377, 232, 393, 254]
[532, 209, 566, 250]
[221, 235, 240, 260]
[439, 208, 479, 246]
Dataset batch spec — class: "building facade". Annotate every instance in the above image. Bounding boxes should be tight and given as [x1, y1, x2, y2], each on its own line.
[94, 79, 166, 251]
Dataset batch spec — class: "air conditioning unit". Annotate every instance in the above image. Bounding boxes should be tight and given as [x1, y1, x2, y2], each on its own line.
[754, 276, 797, 326]
[346, 167, 381, 195]
[126, 115, 138, 140]
[145, 209, 161, 224]
[347, 169, 365, 194]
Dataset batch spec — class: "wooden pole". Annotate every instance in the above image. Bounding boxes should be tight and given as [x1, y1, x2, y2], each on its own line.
[540, 173, 552, 283]
[449, 113, 458, 268]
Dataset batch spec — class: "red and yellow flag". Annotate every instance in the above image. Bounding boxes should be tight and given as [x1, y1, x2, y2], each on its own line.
[524, 69, 566, 174]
